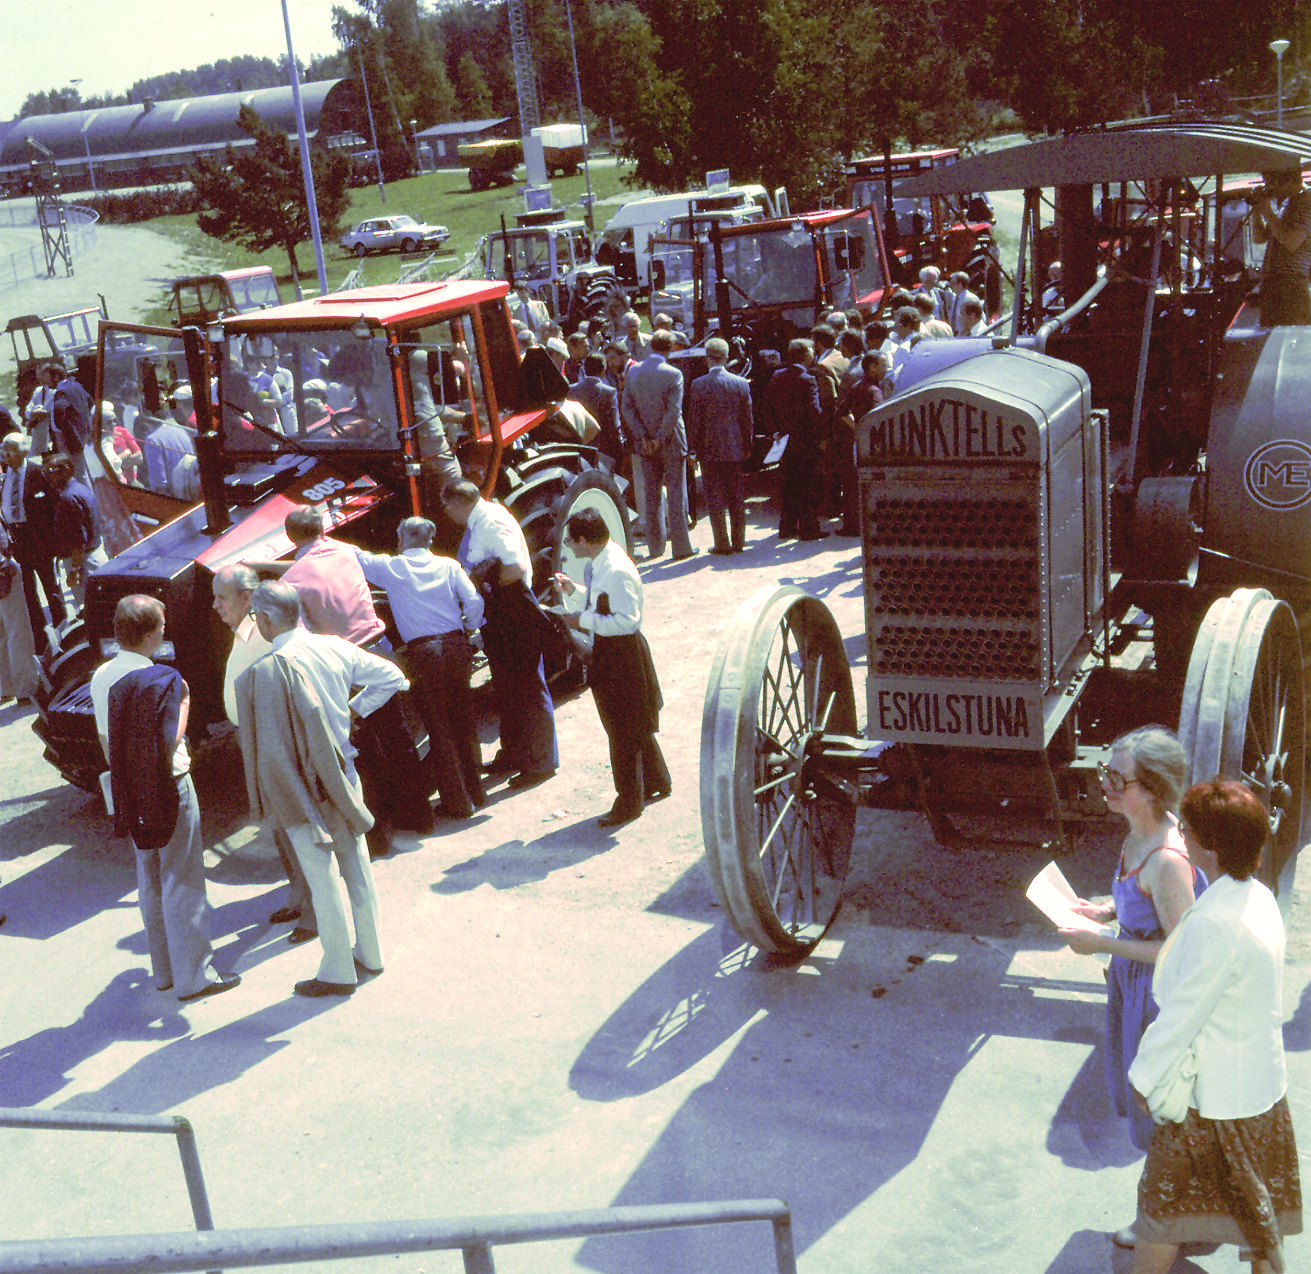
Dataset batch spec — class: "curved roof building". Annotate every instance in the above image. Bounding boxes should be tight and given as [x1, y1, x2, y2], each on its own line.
[0, 79, 365, 194]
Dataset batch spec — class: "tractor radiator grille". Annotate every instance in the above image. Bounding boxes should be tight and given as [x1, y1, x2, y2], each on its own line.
[863, 485, 1044, 681]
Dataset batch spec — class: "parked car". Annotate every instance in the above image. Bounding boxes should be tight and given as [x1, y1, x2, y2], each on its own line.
[338, 214, 451, 257]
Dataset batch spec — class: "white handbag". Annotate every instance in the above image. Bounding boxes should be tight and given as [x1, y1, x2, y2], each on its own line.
[1145, 1046, 1198, 1124]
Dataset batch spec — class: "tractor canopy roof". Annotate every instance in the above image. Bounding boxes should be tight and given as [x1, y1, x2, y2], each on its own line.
[894, 123, 1311, 195]
[222, 281, 511, 335]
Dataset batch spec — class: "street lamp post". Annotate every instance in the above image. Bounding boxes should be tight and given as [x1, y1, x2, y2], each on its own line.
[280, 0, 328, 297]
[1271, 39, 1291, 127]
[563, 0, 594, 231]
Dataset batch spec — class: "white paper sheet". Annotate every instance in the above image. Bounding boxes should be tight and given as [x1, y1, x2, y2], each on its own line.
[1026, 861, 1114, 936]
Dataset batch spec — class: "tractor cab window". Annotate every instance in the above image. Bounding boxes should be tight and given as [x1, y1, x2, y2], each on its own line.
[220, 328, 400, 453]
[226, 272, 280, 313]
[503, 231, 551, 280]
[91, 336, 198, 500]
[823, 214, 886, 310]
[748, 228, 818, 307]
[401, 314, 494, 457]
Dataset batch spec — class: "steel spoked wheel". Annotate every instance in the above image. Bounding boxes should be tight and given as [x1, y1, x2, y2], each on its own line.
[701, 586, 857, 953]
[1180, 588, 1306, 900]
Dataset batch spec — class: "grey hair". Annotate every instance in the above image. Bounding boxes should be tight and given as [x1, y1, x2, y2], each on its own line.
[1112, 726, 1188, 816]
[704, 337, 730, 363]
[2, 432, 31, 456]
[398, 516, 435, 546]
[251, 580, 302, 630]
[214, 562, 260, 593]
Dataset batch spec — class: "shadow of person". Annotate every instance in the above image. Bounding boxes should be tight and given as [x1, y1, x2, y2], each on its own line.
[571, 921, 1107, 1273]
[430, 820, 620, 895]
[0, 847, 137, 943]
[56, 999, 338, 1117]
[0, 969, 189, 1107]
[1046, 1028, 1144, 1169]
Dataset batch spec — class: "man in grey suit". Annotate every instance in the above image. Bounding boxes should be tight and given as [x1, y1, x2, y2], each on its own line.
[621, 330, 696, 561]
[688, 337, 753, 555]
[568, 354, 624, 466]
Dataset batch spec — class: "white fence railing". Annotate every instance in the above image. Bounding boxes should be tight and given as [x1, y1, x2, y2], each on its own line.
[0, 200, 100, 291]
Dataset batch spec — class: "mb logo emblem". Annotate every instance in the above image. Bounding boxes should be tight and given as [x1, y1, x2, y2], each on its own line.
[1244, 439, 1311, 511]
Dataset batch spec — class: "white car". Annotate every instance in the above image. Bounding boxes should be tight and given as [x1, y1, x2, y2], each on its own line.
[339, 214, 451, 257]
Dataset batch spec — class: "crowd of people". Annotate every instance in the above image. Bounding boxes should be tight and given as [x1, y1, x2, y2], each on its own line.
[85, 486, 669, 1001]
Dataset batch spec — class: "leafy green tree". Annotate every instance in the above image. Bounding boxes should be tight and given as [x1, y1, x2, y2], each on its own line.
[456, 51, 494, 118]
[189, 104, 351, 284]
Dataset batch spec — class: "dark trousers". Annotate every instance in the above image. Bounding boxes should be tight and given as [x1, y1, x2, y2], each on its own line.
[592, 632, 668, 817]
[399, 632, 484, 818]
[779, 439, 821, 537]
[14, 540, 66, 650]
[605, 728, 670, 816]
[483, 585, 558, 776]
[352, 692, 434, 836]
[701, 459, 746, 551]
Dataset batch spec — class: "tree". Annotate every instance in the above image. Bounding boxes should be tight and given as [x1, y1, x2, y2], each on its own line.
[189, 104, 351, 285]
[456, 51, 493, 119]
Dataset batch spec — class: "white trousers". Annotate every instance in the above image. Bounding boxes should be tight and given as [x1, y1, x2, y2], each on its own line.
[286, 820, 383, 985]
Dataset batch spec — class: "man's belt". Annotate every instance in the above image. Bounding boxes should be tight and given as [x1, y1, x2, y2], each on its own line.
[396, 630, 466, 652]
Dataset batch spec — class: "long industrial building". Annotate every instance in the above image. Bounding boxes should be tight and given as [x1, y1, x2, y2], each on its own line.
[0, 79, 365, 196]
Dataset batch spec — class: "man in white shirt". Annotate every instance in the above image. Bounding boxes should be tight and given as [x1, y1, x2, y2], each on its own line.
[556, 508, 670, 826]
[213, 563, 315, 942]
[90, 595, 238, 1001]
[236, 581, 398, 997]
[356, 518, 486, 819]
[443, 479, 558, 788]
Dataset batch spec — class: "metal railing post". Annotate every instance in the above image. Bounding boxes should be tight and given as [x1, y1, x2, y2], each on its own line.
[461, 1242, 496, 1274]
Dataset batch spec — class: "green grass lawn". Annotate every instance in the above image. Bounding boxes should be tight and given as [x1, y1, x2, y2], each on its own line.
[141, 160, 640, 324]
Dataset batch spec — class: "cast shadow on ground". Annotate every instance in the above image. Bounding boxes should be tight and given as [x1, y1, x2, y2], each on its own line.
[570, 920, 1110, 1272]
[56, 997, 338, 1116]
[0, 969, 190, 1107]
[430, 819, 621, 894]
[0, 845, 136, 942]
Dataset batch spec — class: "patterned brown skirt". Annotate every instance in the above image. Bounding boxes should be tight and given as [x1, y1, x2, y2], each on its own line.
[1137, 1098, 1303, 1271]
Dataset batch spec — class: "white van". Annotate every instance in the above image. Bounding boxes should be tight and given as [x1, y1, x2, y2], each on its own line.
[598, 185, 776, 293]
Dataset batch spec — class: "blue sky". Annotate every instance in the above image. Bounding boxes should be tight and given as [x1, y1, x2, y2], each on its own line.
[4, 0, 347, 121]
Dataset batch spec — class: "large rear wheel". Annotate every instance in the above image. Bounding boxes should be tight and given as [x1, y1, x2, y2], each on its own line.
[701, 586, 858, 954]
[1179, 588, 1305, 901]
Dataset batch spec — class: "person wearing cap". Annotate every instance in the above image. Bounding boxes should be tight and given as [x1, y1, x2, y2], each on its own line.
[544, 335, 570, 372]
[1254, 168, 1311, 326]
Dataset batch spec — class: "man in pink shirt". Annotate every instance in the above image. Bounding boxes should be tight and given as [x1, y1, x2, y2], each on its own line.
[282, 509, 385, 647]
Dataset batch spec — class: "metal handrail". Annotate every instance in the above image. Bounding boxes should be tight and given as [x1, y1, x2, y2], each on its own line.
[0, 1108, 215, 1236]
[0, 1200, 797, 1274]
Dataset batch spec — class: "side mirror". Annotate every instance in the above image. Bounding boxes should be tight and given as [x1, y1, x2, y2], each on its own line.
[833, 233, 865, 272]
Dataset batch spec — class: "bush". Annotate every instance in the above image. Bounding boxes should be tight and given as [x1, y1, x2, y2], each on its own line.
[80, 187, 201, 224]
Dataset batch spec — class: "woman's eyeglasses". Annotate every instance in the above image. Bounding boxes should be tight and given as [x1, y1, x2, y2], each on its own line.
[1098, 763, 1142, 793]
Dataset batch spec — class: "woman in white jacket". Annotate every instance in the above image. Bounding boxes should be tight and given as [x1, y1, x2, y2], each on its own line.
[1127, 780, 1302, 1273]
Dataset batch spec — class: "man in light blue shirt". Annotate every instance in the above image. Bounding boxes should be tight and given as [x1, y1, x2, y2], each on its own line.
[356, 518, 486, 818]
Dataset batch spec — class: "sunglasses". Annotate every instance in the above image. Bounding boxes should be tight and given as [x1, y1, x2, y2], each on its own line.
[1097, 763, 1142, 793]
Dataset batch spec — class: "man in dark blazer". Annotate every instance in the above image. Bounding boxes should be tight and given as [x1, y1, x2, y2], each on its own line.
[568, 355, 624, 466]
[1, 431, 67, 652]
[766, 340, 827, 542]
[687, 337, 754, 555]
[620, 330, 696, 561]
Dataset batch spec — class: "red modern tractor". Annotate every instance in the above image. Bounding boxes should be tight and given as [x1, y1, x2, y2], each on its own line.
[32, 279, 631, 791]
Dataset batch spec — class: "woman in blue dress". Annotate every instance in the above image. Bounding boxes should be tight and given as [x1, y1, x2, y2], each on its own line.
[1060, 726, 1206, 1247]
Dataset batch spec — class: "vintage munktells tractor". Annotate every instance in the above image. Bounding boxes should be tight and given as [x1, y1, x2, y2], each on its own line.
[32, 280, 631, 791]
[701, 122, 1311, 953]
